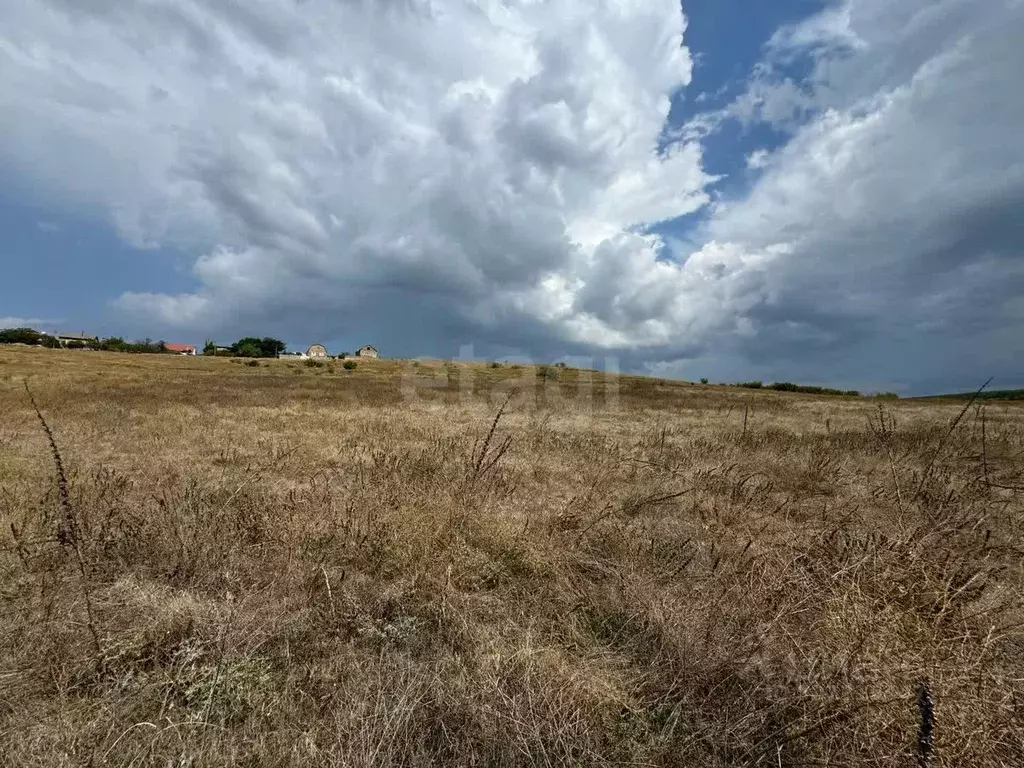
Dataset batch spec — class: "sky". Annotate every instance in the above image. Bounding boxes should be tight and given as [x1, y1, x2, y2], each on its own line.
[1, 0, 1022, 395]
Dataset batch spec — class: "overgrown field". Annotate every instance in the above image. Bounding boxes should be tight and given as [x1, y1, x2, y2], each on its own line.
[1, 346, 1022, 766]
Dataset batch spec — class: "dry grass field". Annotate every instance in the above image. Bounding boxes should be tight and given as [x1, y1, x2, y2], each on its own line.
[1, 345, 1022, 766]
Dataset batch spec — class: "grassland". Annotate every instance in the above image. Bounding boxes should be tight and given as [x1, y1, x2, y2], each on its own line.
[1, 345, 1022, 766]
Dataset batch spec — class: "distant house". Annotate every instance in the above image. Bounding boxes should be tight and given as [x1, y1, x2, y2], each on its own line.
[306, 344, 329, 358]
[355, 344, 379, 358]
[54, 332, 98, 348]
[164, 343, 196, 356]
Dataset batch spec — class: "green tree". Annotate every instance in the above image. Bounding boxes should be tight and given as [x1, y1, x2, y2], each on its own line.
[0, 327, 44, 345]
[231, 337, 286, 358]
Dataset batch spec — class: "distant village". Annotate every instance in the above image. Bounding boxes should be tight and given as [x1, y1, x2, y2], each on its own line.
[0, 326, 378, 360]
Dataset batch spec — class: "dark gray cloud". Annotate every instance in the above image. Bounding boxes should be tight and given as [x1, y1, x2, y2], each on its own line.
[671, 0, 1024, 391]
[0, 0, 1022, 392]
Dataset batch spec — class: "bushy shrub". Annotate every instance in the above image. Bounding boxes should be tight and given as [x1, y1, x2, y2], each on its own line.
[699, 377, 709, 385]
[305, 359, 324, 368]
[0, 328, 45, 345]
[229, 337, 286, 358]
[246, 360, 260, 367]
[537, 365, 559, 380]
[98, 337, 166, 354]
[343, 360, 357, 370]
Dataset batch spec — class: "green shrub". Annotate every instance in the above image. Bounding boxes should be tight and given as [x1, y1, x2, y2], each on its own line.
[738, 380, 763, 389]
[229, 337, 286, 358]
[875, 392, 900, 400]
[537, 365, 559, 380]
[98, 337, 167, 354]
[0, 328, 45, 346]
[699, 377, 708, 385]
[305, 359, 324, 368]
[489, 361, 502, 369]
[343, 360, 357, 371]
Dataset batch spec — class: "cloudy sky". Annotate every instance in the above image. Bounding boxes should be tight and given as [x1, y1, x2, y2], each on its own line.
[1, 0, 1022, 393]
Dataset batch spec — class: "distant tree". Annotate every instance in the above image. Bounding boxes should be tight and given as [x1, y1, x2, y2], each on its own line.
[761, 381, 861, 397]
[699, 377, 708, 385]
[231, 337, 286, 358]
[98, 337, 168, 354]
[234, 340, 261, 358]
[203, 340, 217, 356]
[98, 336, 125, 352]
[0, 327, 44, 345]
[263, 337, 286, 357]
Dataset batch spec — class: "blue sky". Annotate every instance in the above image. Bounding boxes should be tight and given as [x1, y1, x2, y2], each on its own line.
[0, 188, 196, 336]
[1, 0, 1022, 394]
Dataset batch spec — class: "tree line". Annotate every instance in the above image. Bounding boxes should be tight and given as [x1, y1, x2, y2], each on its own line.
[0, 328, 61, 347]
[0, 327, 289, 358]
[0, 328, 178, 353]
[202, 337, 286, 358]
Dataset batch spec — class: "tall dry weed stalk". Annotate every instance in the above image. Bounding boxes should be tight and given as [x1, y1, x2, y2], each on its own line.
[23, 379, 102, 657]
[916, 681, 935, 767]
[470, 391, 514, 482]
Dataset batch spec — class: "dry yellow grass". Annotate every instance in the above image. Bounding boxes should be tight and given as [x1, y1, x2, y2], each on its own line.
[1, 345, 1022, 766]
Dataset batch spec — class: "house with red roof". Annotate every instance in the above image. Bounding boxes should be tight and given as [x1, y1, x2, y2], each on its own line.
[164, 343, 196, 356]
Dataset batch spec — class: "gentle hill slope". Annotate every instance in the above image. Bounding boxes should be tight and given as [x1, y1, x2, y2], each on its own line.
[1, 345, 1022, 766]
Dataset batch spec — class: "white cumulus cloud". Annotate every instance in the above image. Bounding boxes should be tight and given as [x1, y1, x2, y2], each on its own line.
[1, 0, 1023, 391]
[0, 0, 723, 354]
